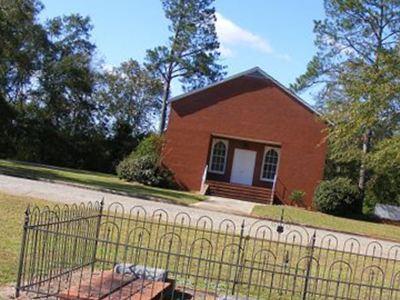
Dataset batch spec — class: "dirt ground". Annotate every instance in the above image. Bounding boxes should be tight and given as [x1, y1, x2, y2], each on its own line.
[0, 285, 29, 300]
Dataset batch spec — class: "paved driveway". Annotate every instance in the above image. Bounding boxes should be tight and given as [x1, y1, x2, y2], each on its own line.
[0, 174, 398, 255]
[192, 196, 256, 215]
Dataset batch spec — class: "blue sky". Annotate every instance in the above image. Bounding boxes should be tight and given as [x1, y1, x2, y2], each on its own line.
[39, 0, 325, 103]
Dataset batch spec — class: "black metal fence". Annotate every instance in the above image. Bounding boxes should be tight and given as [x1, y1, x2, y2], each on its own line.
[16, 200, 400, 299]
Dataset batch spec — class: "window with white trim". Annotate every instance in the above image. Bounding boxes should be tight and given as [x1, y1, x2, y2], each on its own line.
[209, 139, 228, 174]
[261, 148, 279, 181]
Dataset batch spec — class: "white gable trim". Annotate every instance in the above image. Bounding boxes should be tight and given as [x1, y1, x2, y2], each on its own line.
[169, 67, 322, 117]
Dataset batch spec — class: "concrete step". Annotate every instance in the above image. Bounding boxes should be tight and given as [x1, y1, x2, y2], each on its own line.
[207, 180, 272, 204]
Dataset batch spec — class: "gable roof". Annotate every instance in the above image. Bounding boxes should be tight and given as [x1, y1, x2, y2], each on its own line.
[170, 67, 322, 117]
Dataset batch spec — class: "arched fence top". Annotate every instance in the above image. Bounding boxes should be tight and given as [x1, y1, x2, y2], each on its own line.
[16, 200, 400, 300]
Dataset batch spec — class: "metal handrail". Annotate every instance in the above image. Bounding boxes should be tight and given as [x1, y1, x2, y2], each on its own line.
[270, 174, 277, 203]
[274, 176, 290, 205]
[200, 164, 208, 194]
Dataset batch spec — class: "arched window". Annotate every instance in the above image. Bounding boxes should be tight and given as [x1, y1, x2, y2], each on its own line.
[261, 148, 279, 181]
[209, 139, 228, 174]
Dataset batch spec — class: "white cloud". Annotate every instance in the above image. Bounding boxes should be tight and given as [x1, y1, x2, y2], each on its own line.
[103, 63, 115, 73]
[215, 12, 291, 62]
[215, 12, 273, 56]
[276, 53, 292, 62]
[219, 44, 235, 58]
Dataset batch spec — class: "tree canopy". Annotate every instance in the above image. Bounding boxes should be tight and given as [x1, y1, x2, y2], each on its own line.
[97, 59, 163, 136]
[145, 0, 226, 133]
[0, 0, 162, 172]
[1, 0, 225, 171]
[292, 0, 400, 209]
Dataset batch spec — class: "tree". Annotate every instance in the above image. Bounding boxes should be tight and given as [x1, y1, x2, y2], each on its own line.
[0, 98, 16, 157]
[98, 60, 163, 136]
[292, 0, 400, 209]
[145, 0, 225, 133]
[0, 0, 46, 108]
[24, 14, 103, 168]
[0, 0, 47, 158]
[365, 136, 400, 207]
[37, 14, 97, 131]
[106, 120, 144, 171]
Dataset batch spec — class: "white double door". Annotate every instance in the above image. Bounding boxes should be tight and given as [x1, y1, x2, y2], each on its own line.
[230, 149, 256, 185]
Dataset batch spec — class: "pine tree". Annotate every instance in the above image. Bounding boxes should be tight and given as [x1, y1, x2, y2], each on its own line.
[292, 0, 400, 208]
[145, 0, 225, 133]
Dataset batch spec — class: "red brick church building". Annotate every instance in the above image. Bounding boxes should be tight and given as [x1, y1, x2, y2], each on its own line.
[162, 67, 327, 208]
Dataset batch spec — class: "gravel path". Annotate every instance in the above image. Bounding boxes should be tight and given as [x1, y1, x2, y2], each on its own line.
[0, 174, 398, 256]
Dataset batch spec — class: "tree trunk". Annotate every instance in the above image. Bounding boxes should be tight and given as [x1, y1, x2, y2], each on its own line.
[158, 1, 184, 134]
[358, 129, 371, 208]
[158, 76, 171, 134]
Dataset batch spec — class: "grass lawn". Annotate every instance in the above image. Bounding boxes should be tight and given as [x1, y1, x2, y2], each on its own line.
[0, 159, 205, 206]
[0, 193, 52, 285]
[252, 204, 400, 242]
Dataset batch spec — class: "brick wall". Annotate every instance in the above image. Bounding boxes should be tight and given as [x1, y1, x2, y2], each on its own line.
[162, 75, 327, 207]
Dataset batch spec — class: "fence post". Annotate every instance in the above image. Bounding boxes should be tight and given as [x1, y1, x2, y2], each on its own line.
[231, 220, 246, 295]
[302, 231, 316, 300]
[91, 198, 104, 272]
[15, 206, 30, 298]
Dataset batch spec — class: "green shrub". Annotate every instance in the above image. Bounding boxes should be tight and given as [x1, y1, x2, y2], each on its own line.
[116, 135, 175, 188]
[314, 178, 360, 215]
[130, 134, 162, 160]
[289, 190, 306, 206]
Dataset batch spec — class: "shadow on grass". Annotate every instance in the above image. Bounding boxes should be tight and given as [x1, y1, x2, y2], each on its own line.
[3, 159, 113, 177]
[0, 161, 204, 206]
[338, 211, 378, 222]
